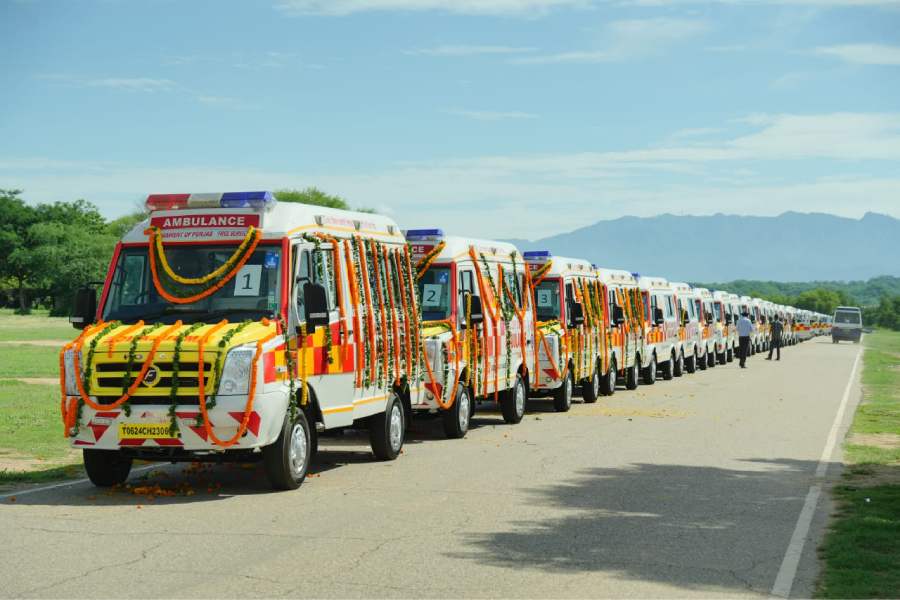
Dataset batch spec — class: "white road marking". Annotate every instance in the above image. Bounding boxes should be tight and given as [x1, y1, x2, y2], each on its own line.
[0, 465, 159, 501]
[771, 347, 863, 598]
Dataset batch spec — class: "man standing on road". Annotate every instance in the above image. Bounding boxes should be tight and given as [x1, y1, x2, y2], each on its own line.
[766, 316, 784, 361]
[737, 311, 754, 368]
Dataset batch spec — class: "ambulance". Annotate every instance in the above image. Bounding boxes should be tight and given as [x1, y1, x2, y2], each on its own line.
[692, 286, 719, 369]
[525, 252, 612, 412]
[405, 229, 534, 435]
[636, 276, 680, 383]
[738, 296, 759, 354]
[670, 282, 702, 374]
[63, 192, 419, 490]
[596, 268, 647, 391]
[712, 290, 736, 363]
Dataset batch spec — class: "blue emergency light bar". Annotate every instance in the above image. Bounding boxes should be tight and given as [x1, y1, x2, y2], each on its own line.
[405, 228, 445, 238]
[523, 250, 552, 260]
[145, 191, 277, 211]
[220, 191, 275, 208]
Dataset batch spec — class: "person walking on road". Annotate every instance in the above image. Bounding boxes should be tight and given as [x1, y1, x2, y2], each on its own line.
[737, 311, 754, 368]
[766, 316, 784, 361]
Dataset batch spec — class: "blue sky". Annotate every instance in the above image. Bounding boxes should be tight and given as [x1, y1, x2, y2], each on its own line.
[2, 0, 899, 239]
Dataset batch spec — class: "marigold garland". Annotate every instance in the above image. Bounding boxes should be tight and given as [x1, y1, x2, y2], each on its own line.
[147, 226, 262, 304]
[415, 241, 446, 280]
[149, 225, 259, 285]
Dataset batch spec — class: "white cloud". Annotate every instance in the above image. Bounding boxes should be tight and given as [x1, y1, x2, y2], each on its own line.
[406, 45, 537, 56]
[445, 109, 539, 120]
[5, 112, 899, 239]
[274, 0, 589, 16]
[815, 44, 900, 66]
[515, 17, 710, 64]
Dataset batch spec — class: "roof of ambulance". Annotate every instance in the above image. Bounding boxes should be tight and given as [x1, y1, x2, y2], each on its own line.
[123, 202, 404, 244]
[524, 254, 594, 277]
[406, 232, 521, 262]
[637, 275, 671, 289]
[595, 267, 637, 285]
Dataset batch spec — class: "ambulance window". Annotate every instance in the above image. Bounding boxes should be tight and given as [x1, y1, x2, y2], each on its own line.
[419, 267, 451, 321]
[119, 254, 147, 306]
[714, 303, 723, 321]
[458, 269, 476, 322]
[644, 293, 651, 321]
[294, 249, 312, 321]
[535, 279, 561, 322]
[665, 295, 675, 318]
[650, 295, 658, 318]
[313, 248, 337, 311]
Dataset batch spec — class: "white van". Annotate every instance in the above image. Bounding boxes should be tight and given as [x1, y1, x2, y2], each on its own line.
[636, 276, 680, 383]
[832, 306, 862, 343]
[597, 268, 647, 391]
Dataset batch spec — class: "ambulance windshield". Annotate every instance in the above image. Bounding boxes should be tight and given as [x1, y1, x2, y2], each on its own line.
[102, 245, 282, 324]
[534, 279, 561, 322]
[418, 267, 451, 321]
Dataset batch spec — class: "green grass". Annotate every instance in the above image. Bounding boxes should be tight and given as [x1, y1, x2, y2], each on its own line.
[817, 329, 900, 598]
[0, 463, 83, 486]
[817, 485, 900, 599]
[0, 380, 71, 461]
[0, 308, 75, 342]
[0, 345, 61, 378]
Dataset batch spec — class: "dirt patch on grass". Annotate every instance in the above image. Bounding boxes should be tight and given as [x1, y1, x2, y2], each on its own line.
[1, 377, 59, 385]
[847, 433, 900, 450]
[844, 463, 900, 486]
[0, 340, 67, 347]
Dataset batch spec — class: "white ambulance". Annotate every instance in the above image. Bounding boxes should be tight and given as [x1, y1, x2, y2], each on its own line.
[670, 282, 701, 375]
[405, 229, 534, 435]
[524, 252, 612, 411]
[692, 287, 720, 369]
[636, 276, 680, 383]
[596, 268, 647, 391]
[712, 290, 736, 363]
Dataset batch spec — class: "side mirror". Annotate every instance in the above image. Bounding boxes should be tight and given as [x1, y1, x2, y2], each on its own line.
[569, 302, 585, 328]
[612, 305, 625, 325]
[69, 287, 97, 330]
[303, 282, 330, 328]
[467, 294, 485, 326]
[706, 314, 713, 325]
[654, 307, 664, 326]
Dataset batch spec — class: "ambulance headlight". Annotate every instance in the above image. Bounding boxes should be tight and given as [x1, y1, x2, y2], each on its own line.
[63, 348, 81, 395]
[218, 347, 255, 396]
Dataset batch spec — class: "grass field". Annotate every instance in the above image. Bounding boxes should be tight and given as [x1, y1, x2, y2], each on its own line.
[0, 311, 80, 485]
[817, 329, 900, 599]
[0, 308, 75, 341]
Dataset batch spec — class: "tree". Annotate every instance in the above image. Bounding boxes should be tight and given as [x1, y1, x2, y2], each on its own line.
[0, 189, 40, 313]
[107, 211, 149, 238]
[275, 187, 349, 209]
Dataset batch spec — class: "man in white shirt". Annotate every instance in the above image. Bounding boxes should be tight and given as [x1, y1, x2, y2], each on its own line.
[736, 312, 754, 368]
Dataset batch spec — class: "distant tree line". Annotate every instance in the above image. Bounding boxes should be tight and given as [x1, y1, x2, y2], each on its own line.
[690, 276, 900, 331]
[0, 187, 363, 315]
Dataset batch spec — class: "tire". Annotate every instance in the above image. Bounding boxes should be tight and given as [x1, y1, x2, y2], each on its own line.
[707, 350, 716, 368]
[661, 353, 674, 381]
[832, 337, 838, 344]
[553, 371, 574, 412]
[83, 449, 132, 487]
[643, 355, 657, 385]
[673, 351, 684, 377]
[625, 355, 640, 390]
[685, 351, 696, 374]
[582, 363, 600, 404]
[717, 351, 727, 365]
[500, 373, 527, 424]
[601, 358, 617, 396]
[698, 349, 708, 371]
[442, 384, 471, 439]
[370, 393, 405, 460]
[263, 410, 312, 490]
[726, 348, 734, 362]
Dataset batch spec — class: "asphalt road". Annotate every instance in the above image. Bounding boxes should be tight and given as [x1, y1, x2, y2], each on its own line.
[1, 337, 862, 599]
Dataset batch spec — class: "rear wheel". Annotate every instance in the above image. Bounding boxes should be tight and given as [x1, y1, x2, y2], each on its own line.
[707, 350, 716, 368]
[698, 350, 708, 371]
[643, 355, 657, 385]
[673, 351, 684, 377]
[553, 371, 574, 412]
[442, 384, 471, 439]
[500, 373, 527, 424]
[263, 410, 312, 490]
[685, 350, 696, 374]
[625, 355, 640, 390]
[601, 358, 617, 396]
[582, 364, 600, 404]
[370, 393, 405, 460]
[83, 449, 132, 487]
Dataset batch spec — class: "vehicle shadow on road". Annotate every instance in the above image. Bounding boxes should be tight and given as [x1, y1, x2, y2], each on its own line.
[447, 458, 840, 595]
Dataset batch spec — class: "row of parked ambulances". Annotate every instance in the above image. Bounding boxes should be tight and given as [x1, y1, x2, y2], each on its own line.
[60, 193, 830, 490]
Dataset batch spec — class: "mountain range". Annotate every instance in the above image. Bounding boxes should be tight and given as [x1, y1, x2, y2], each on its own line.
[505, 212, 900, 282]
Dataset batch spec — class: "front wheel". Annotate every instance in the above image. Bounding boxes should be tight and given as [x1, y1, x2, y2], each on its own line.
[263, 410, 313, 490]
[582, 364, 600, 404]
[685, 352, 696, 374]
[370, 393, 405, 460]
[83, 449, 132, 487]
[643, 356, 657, 385]
[442, 384, 471, 439]
[707, 350, 716, 368]
[601, 359, 617, 396]
[553, 371, 573, 412]
[500, 373, 527, 424]
[673, 351, 684, 377]
[625, 356, 640, 390]
[661, 353, 674, 381]
[717, 351, 727, 365]
[726, 348, 734, 362]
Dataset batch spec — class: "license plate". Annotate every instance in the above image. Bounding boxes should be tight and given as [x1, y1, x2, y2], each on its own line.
[118, 423, 176, 440]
